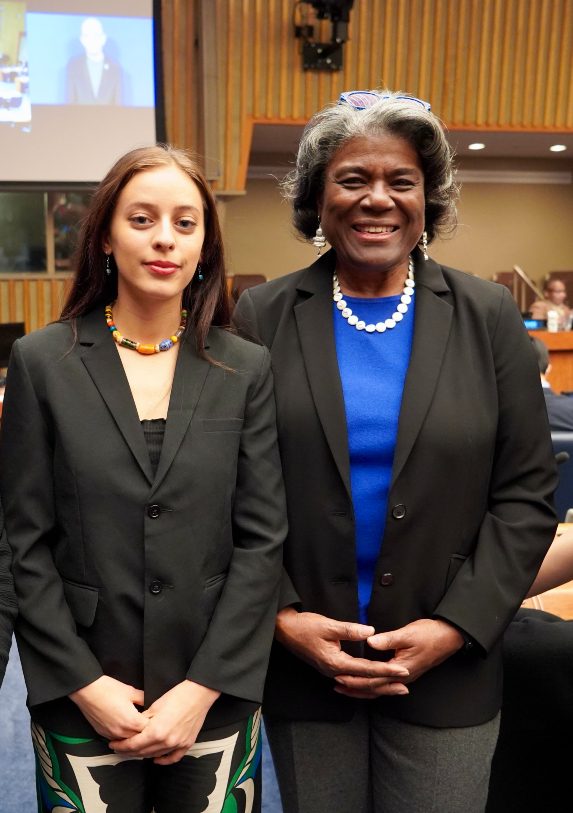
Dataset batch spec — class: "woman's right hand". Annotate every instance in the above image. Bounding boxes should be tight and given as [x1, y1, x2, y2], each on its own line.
[69, 675, 147, 740]
[275, 607, 409, 693]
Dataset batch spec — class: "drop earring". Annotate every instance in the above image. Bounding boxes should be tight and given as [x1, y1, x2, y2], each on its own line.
[312, 219, 327, 255]
[105, 254, 111, 275]
[419, 231, 428, 261]
[197, 264, 204, 281]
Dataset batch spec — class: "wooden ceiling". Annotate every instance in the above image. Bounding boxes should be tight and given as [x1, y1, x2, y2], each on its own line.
[161, 0, 573, 193]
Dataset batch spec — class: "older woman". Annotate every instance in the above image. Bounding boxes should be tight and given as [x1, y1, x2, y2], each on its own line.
[233, 90, 557, 813]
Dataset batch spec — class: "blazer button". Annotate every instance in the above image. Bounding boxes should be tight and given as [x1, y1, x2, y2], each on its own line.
[149, 580, 163, 595]
[392, 504, 406, 520]
[380, 573, 394, 586]
[147, 504, 161, 519]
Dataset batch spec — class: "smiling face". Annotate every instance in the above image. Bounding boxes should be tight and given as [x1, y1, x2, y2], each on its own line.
[104, 164, 205, 309]
[318, 133, 425, 283]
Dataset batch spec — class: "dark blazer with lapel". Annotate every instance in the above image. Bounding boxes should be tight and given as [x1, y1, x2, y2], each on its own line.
[0, 309, 286, 731]
[0, 501, 16, 686]
[233, 250, 558, 728]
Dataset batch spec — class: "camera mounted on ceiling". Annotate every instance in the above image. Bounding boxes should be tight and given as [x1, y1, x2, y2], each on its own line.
[294, 1, 355, 71]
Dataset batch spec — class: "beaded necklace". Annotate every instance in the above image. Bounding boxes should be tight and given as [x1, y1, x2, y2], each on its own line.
[105, 304, 188, 354]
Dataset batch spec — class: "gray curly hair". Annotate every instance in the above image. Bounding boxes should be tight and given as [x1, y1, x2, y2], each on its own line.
[282, 89, 458, 243]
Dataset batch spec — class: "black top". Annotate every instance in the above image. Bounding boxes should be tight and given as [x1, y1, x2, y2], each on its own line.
[141, 418, 166, 477]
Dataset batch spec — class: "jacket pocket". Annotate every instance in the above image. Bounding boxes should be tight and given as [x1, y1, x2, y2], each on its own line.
[445, 554, 467, 593]
[202, 419, 244, 433]
[200, 572, 227, 617]
[62, 578, 99, 628]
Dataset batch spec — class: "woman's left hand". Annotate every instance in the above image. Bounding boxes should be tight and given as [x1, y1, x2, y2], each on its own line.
[334, 618, 464, 699]
[109, 680, 221, 764]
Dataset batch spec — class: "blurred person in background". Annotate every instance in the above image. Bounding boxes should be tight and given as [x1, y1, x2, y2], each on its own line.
[530, 278, 571, 330]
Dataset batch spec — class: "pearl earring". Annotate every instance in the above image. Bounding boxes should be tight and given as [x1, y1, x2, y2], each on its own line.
[312, 220, 327, 255]
[105, 254, 111, 276]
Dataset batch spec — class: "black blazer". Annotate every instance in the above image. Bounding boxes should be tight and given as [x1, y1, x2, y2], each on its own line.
[0, 309, 286, 731]
[233, 250, 558, 728]
[0, 502, 16, 686]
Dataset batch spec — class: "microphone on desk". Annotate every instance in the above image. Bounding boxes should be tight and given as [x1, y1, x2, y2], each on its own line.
[555, 451, 570, 465]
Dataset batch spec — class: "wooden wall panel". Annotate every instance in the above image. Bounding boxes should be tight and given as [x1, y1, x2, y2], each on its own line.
[0, 279, 70, 332]
[160, 0, 573, 193]
[161, 0, 200, 153]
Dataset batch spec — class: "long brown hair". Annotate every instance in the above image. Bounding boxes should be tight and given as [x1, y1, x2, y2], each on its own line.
[61, 144, 230, 358]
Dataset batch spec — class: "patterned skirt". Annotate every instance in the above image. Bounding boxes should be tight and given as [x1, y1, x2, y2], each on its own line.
[32, 708, 262, 813]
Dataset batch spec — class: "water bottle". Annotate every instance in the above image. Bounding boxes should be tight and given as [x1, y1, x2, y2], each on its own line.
[547, 309, 559, 333]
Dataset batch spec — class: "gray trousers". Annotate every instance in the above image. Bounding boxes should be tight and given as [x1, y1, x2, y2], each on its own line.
[264, 707, 500, 813]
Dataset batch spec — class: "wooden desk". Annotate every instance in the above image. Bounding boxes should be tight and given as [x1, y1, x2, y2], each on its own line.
[529, 330, 573, 393]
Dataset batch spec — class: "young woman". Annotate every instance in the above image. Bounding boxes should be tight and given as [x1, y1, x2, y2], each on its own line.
[0, 145, 286, 812]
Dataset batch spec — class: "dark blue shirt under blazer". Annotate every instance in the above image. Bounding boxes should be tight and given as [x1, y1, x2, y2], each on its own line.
[543, 387, 573, 432]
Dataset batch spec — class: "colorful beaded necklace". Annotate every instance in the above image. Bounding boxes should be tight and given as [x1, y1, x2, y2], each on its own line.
[105, 304, 188, 355]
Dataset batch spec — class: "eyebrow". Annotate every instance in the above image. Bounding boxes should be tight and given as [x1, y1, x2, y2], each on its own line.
[332, 164, 421, 176]
[125, 201, 202, 215]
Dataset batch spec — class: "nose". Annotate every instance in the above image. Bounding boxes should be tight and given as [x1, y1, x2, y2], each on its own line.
[362, 181, 395, 210]
[153, 218, 176, 250]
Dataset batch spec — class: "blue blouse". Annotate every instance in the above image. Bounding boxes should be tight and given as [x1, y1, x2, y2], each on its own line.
[334, 293, 415, 622]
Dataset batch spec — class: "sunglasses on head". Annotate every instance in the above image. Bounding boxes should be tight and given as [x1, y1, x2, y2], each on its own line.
[338, 90, 431, 111]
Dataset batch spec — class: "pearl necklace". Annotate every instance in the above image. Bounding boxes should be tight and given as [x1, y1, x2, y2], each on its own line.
[333, 258, 415, 333]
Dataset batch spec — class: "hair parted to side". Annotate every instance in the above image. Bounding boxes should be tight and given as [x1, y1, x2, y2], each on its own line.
[61, 144, 230, 358]
[282, 89, 458, 243]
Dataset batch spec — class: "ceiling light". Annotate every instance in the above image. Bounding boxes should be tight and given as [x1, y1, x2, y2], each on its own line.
[549, 144, 567, 153]
[468, 142, 486, 151]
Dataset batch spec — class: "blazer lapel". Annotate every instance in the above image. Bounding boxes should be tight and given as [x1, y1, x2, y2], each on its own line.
[391, 257, 453, 485]
[294, 252, 351, 496]
[150, 334, 211, 493]
[78, 309, 155, 484]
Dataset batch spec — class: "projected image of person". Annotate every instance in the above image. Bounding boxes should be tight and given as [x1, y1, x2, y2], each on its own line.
[66, 17, 123, 105]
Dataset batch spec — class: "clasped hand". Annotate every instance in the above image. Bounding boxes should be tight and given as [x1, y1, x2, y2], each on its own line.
[276, 609, 464, 700]
[70, 675, 220, 764]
